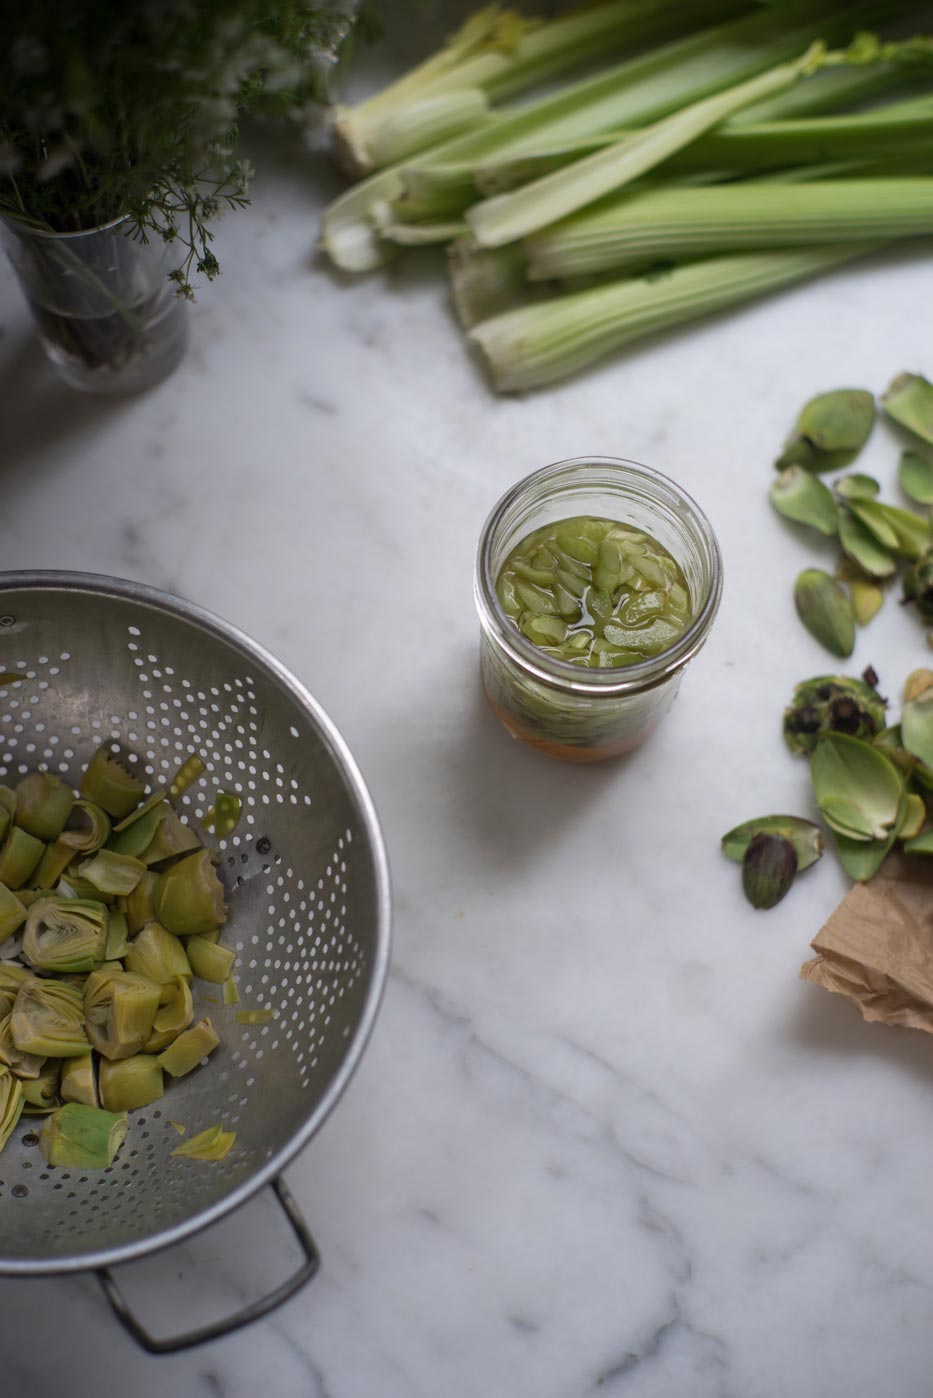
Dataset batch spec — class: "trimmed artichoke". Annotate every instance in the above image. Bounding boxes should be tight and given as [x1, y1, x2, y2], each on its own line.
[123, 921, 191, 985]
[0, 881, 27, 943]
[14, 771, 74, 841]
[33, 839, 77, 889]
[107, 792, 165, 858]
[185, 935, 235, 984]
[10, 978, 89, 1058]
[121, 870, 158, 935]
[59, 799, 111, 853]
[60, 1052, 99, 1108]
[76, 849, 146, 897]
[0, 1065, 24, 1153]
[99, 1055, 164, 1112]
[144, 975, 194, 1052]
[40, 1102, 127, 1167]
[152, 849, 227, 936]
[21, 1061, 61, 1115]
[0, 827, 45, 890]
[157, 1018, 219, 1078]
[80, 748, 146, 820]
[139, 805, 201, 865]
[83, 968, 161, 1060]
[0, 1010, 46, 1078]
[104, 910, 129, 961]
[22, 897, 108, 974]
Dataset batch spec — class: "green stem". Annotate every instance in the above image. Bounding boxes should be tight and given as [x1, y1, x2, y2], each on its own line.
[465, 45, 831, 248]
[525, 177, 933, 279]
[469, 243, 880, 393]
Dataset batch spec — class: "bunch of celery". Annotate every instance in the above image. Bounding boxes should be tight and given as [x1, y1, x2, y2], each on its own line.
[323, 2, 933, 391]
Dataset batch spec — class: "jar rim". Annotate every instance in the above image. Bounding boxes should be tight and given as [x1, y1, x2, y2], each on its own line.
[474, 455, 724, 697]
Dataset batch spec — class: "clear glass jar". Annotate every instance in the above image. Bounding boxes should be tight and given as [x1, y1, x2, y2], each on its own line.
[474, 456, 723, 762]
[0, 214, 188, 395]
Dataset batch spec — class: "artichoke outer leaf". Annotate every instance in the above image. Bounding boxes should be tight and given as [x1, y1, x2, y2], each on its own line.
[721, 815, 823, 870]
[811, 733, 903, 843]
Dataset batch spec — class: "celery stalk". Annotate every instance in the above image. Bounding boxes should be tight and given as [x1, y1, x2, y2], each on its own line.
[377, 217, 470, 246]
[322, 0, 884, 268]
[389, 0, 890, 221]
[466, 43, 843, 247]
[666, 97, 933, 172]
[333, 0, 747, 174]
[469, 243, 880, 393]
[732, 57, 910, 122]
[341, 90, 494, 177]
[451, 161, 883, 324]
[525, 178, 933, 279]
[449, 238, 530, 327]
[475, 96, 933, 193]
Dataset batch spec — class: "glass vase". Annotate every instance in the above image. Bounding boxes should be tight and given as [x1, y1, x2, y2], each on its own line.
[0, 215, 188, 395]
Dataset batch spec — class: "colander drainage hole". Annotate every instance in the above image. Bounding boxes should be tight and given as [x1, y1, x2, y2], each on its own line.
[21, 1132, 39, 1147]
[11, 1183, 27, 1198]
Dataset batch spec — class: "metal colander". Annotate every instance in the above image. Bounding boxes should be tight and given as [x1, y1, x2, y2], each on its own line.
[0, 572, 391, 1350]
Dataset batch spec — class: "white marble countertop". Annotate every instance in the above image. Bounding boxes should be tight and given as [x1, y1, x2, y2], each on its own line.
[3, 17, 933, 1396]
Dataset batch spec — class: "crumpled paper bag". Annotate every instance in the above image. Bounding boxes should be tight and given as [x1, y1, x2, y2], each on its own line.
[800, 852, 933, 1032]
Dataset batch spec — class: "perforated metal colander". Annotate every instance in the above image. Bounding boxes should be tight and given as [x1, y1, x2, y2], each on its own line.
[0, 571, 391, 1350]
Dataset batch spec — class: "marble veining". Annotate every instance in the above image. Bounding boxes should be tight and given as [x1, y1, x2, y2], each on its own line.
[3, 8, 933, 1394]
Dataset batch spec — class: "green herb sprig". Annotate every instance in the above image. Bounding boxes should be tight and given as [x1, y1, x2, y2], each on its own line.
[0, 0, 362, 296]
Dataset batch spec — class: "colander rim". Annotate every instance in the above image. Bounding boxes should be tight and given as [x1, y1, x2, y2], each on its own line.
[0, 569, 392, 1276]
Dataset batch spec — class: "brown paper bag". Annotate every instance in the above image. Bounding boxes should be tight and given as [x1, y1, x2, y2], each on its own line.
[800, 852, 933, 1032]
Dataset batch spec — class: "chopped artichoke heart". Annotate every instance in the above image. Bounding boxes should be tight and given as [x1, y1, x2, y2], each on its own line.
[0, 882, 27, 943]
[11, 978, 89, 1058]
[121, 870, 159, 934]
[123, 921, 191, 984]
[153, 850, 227, 936]
[0, 1010, 46, 1078]
[185, 935, 235, 984]
[40, 1102, 127, 1168]
[80, 748, 146, 820]
[144, 975, 194, 1051]
[139, 805, 201, 865]
[0, 1066, 24, 1153]
[84, 968, 161, 1060]
[0, 827, 45, 890]
[60, 1052, 99, 1108]
[77, 849, 146, 897]
[14, 771, 75, 842]
[99, 1055, 164, 1112]
[22, 897, 108, 973]
[21, 1061, 61, 1114]
[59, 799, 111, 853]
[158, 1018, 220, 1078]
[0, 740, 233, 1159]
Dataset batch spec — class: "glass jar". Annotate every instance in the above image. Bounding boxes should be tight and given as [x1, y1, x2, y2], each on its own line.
[474, 456, 723, 762]
[0, 214, 188, 395]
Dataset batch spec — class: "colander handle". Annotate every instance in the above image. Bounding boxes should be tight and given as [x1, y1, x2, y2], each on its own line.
[97, 1175, 320, 1354]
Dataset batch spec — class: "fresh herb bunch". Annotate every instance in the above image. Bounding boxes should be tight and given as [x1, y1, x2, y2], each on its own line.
[0, 0, 360, 297]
